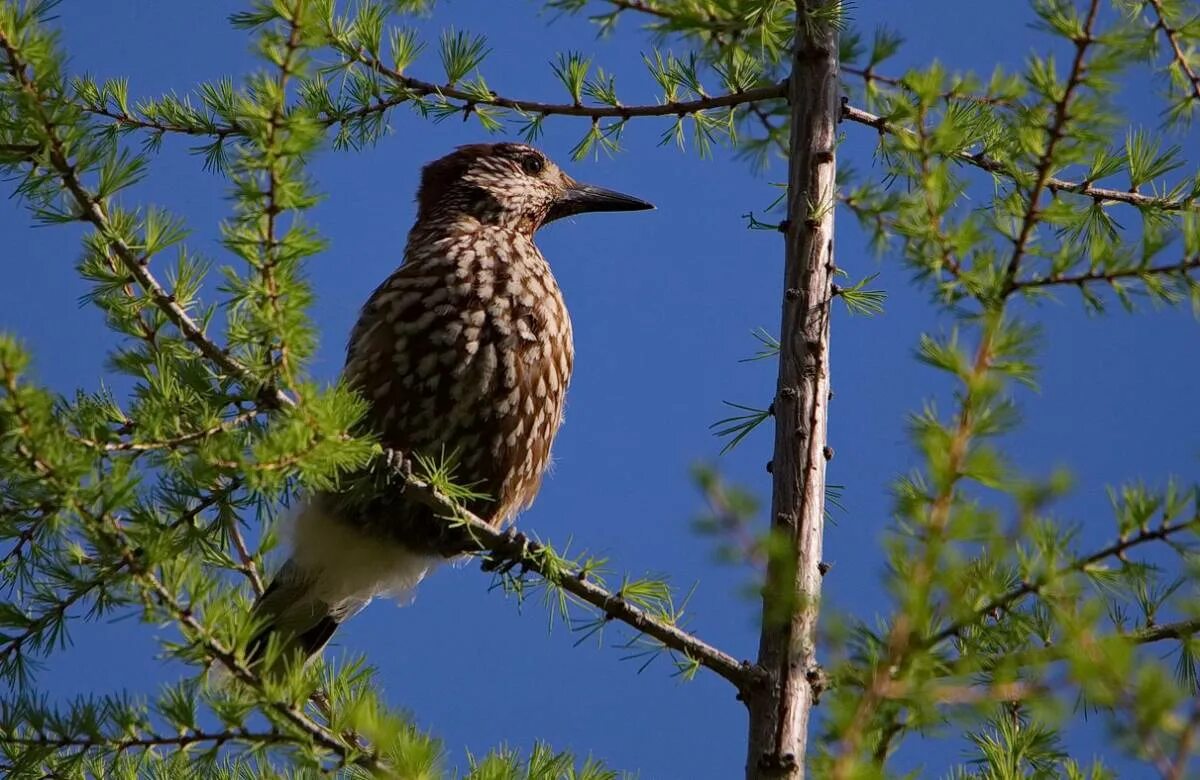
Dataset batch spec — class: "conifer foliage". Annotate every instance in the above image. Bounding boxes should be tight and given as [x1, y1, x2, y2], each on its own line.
[1, 0, 1199, 777]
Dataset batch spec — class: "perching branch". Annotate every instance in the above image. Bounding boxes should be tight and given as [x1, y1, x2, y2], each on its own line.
[383, 449, 761, 693]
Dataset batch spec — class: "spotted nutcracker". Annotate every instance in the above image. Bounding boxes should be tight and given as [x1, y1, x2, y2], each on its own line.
[249, 142, 653, 662]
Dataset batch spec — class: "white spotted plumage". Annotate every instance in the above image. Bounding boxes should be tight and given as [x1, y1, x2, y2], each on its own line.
[248, 142, 649, 665]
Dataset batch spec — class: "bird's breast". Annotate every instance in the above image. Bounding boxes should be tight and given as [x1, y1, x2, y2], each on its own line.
[344, 230, 574, 524]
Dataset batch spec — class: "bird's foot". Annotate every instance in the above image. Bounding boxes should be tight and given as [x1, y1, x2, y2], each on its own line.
[380, 448, 412, 489]
[481, 527, 531, 576]
[501, 526, 530, 553]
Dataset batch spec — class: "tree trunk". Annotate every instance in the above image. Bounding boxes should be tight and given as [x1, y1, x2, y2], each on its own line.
[744, 3, 839, 778]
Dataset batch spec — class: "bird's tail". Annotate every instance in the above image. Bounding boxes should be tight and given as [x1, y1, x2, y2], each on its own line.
[246, 501, 437, 668]
[247, 559, 365, 665]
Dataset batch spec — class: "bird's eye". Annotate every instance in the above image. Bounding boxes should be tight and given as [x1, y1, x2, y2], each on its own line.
[521, 156, 544, 175]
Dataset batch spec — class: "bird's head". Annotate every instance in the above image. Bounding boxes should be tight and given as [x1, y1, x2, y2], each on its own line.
[415, 142, 653, 234]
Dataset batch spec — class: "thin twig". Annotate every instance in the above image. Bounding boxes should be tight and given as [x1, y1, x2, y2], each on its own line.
[840, 103, 1198, 212]
[76, 408, 261, 452]
[3, 729, 292, 753]
[927, 513, 1200, 649]
[227, 515, 265, 597]
[353, 47, 787, 120]
[1167, 699, 1200, 780]
[1013, 255, 1200, 290]
[80, 101, 241, 139]
[1000, 0, 1101, 293]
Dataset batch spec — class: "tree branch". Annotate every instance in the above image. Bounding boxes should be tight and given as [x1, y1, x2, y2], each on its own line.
[1147, 0, 1200, 107]
[257, 2, 305, 394]
[0, 28, 296, 414]
[1167, 698, 1200, 780]
[0, 142, 39, 157]
[1000, 0, 1101, 293]
[351, 46, 787, 120]
[77, 63, 788, 143]
[0, 482, 238, 675]
[840, 103, 1198, 212]
[76, 408, 261, 452]
[1012, 255, 1200, 290]
[3, 728, 293, 754]
[382, 450, 761, 693]
[927, 512, 1200, 650]
[127, 553, 386, 773]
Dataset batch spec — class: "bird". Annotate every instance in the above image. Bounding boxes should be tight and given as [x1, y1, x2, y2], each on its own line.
[247, 142, 653, 666]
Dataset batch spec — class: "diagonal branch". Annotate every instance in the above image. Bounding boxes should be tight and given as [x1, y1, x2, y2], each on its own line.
[1147, 0, 1200, 106]
[0, 482, 238, 674]
[125, 547, 387, 772]
[385, 450, 761, 692]
[0, 29, 296, 414]
[0, 389, 379, 772]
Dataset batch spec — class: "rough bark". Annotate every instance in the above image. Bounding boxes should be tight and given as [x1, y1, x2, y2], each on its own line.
[744, 4, 839, 778]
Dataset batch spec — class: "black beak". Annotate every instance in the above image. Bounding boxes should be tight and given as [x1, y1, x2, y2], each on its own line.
[544, 180, 654, 224]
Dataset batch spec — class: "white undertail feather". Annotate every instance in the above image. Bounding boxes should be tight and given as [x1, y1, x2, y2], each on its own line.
[223, 503, 439, 680]
[289, 502, 438, 607]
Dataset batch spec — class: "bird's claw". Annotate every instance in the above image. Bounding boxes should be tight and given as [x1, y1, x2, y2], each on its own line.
[383, 448, 409, 475]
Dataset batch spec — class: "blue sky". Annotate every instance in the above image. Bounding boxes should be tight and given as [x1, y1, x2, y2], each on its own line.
[2, 2, 1197, 777]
